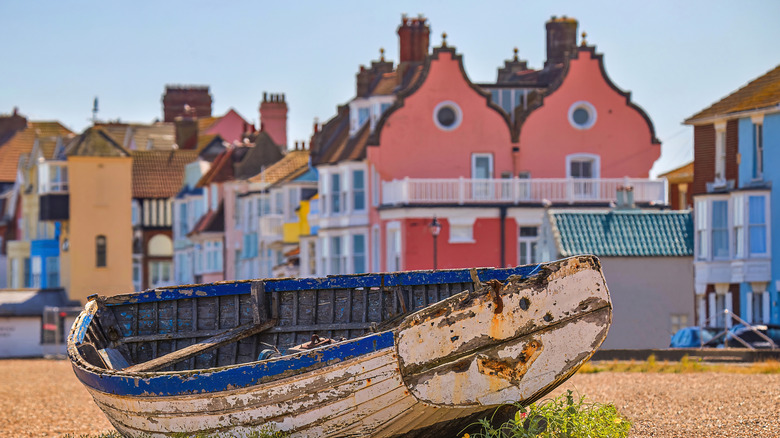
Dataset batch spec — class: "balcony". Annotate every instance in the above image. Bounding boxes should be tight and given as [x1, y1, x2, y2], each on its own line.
[381, 177, 666, 206]
[259, 215, 284, 242]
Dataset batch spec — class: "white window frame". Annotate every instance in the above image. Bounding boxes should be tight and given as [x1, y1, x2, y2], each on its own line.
[715, 122, 726, 181]
[752, 117, 764, 180]
[371, 165, 380, 207]
[566, 153, 601, 179]
[371, 225, 381, 273]
[747, 194, 769, 257]
[567, 101, 598, 130]
[448, 217, 476, 244]
[433, 100, 463, 131]
[352, 233, 367, 274]
[386, 222, 402, 272]
[711, 198, 730, 260]
[352, 169, 366, 213]
[695, 199, 708, 260]
[518, 225, 540, 265]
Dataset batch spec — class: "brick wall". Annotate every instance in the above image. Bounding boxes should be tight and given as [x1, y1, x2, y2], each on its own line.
[692, 121, 739, 196]
[692, 124, 714, 195]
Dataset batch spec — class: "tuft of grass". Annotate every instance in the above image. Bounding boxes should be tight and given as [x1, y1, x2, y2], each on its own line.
[578, 355, 780, 374]
[462, 390, 630, 438]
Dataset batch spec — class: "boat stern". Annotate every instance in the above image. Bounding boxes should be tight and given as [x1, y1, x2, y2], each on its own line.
[394, 255, 611, 407]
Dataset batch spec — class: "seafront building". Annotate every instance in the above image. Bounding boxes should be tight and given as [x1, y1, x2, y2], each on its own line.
[685, 64, 780, 328]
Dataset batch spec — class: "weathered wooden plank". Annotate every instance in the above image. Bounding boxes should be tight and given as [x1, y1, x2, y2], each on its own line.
[98, 347, 131, 370]
[250, 281, 267, 324]
[124, 319, 277, 373]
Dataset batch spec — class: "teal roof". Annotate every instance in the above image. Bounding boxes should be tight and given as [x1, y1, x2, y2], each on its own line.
[550, 210, 693, 257]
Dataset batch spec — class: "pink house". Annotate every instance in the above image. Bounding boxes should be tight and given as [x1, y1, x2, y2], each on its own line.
[310, 16, 663, 276]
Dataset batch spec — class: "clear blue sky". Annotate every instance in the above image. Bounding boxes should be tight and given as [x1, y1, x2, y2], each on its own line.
[2, 0, 778, 176]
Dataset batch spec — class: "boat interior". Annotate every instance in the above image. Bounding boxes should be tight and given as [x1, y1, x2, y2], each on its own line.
[73, 266, 536, 373]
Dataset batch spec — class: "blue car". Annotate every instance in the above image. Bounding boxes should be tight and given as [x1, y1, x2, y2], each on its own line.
[670, 326, 724, 348]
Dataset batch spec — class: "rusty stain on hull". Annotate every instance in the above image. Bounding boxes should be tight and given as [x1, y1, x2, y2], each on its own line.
[476, 339, 542, 385]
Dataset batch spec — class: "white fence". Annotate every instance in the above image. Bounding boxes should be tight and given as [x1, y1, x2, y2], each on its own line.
[382, 177, 666, 205]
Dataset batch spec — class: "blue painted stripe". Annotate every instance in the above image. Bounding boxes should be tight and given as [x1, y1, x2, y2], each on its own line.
[73, 308, 96, 344]
[74, 331, 395, 397]
[106, 264, 543, 306]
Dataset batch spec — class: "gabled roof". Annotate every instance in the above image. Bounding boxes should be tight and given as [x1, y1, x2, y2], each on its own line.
[310, 108, 350, 166]
[0, 121, 73, 183]
[188, 202, 224, 236]
[658, 162, 694, 184]
[197, 116, 219, 133]
[249, 149, 310, 186]
[233, 132, 284, 179]
[549, 210, 693, 257]
[367, 46, 517, 145]
[512, 45, 660, 145]
[131, 150, 198, 198]
[195, 146, 240, 187]
[686, 64, 780, 124]
[66, 127, 130, 157]
[317, 119, 369, 165]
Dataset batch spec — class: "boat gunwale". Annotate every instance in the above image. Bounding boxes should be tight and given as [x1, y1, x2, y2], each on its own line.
[100, 265, 542, 306]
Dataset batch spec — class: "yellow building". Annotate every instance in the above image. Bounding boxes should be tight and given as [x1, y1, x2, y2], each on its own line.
[60, 128, 133, 303]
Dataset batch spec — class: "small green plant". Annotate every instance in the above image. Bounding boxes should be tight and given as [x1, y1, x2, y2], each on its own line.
[461, 390, 630, 438]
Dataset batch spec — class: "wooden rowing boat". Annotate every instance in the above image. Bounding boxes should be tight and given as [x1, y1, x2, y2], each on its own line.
[67, 255, 612, 437]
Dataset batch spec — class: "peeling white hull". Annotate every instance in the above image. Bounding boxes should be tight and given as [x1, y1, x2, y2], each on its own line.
[69, 256, 612, 437]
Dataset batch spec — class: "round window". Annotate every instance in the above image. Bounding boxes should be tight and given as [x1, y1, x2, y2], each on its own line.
[433, 101, 462, 131]
[568, 101, 597, 130]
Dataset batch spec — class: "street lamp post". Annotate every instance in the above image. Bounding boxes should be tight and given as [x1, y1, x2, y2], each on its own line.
[429, 216, 442, 270]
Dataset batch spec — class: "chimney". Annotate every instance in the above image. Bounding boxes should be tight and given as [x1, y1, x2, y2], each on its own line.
[357, 66, 371, 97]
[259, 92, 288, 149]
[162, 85, 212, 123]
[398, 14, 430, 63]
[174, 114, 198, 150]
[615, 186, 636, 210]
[544, 16, 578, 67]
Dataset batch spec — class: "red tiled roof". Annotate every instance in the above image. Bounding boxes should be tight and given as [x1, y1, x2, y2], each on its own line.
[0, 121, 72, 183]
[686, 64, 780, 123]
[131, 150, 198, 198]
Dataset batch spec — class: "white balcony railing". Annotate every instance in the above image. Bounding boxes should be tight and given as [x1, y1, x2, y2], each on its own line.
[381, 177, 666, 206]
[259, 215, 284, 242]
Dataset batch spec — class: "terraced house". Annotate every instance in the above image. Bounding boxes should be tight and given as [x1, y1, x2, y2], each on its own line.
[308, 15, 664, 277]
[685, 64, 780, 328]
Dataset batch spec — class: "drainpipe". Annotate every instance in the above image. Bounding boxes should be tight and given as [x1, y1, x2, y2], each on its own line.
[499, 206, 507, 268]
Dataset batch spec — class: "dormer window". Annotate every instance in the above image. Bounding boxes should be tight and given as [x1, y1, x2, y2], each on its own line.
[358, 108, 370, 127]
